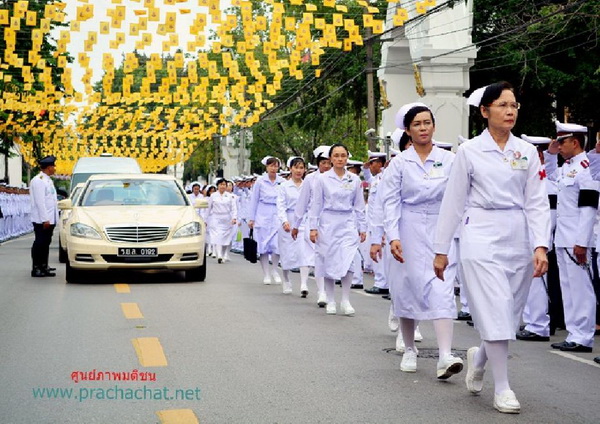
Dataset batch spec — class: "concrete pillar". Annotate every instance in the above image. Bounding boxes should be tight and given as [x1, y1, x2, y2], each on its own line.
[378, 0, 476, 147]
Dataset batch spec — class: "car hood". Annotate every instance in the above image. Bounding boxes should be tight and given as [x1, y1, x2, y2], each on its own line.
[73, 206, 197, 230]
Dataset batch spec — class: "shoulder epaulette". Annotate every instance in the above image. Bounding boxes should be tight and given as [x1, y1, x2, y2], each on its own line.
[581, 160, 590, 169]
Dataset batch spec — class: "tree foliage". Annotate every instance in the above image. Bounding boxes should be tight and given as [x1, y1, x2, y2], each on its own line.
[470, 0, 599, 139]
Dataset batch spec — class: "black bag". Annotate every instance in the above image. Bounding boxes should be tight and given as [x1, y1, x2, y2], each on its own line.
[243, 229, 258, 263]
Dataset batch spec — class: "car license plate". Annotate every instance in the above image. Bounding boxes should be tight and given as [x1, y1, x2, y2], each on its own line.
[118, 247, 158, 257]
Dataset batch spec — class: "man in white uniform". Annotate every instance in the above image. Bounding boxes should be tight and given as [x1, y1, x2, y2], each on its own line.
[545, 121, 597, 353]
[517, 135, 557, 342]
[364, 151, 388, 295]
[30, 155, 59, 277]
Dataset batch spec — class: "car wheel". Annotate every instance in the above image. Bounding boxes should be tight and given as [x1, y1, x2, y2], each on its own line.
[184, 250, 207, 282]
[65, 261, 83, 284]
[58, 240, 68, 264]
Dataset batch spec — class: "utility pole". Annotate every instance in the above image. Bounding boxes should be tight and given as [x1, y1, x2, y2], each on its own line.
[365, 23, 378, 152]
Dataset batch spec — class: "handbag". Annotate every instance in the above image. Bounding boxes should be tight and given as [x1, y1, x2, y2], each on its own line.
[243, 229, 258, 263]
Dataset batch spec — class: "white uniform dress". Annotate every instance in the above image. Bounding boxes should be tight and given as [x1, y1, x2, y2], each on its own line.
[249, 174, 285, 255]
[188, 192, 204, 218]
[276, 179, 314, 270]
[544, 151, 598, 347]
[309, 169, 367, 280]
[381, 146, 458, 320]
[434, 130, 551, 341]
[207, 191, 238, 245]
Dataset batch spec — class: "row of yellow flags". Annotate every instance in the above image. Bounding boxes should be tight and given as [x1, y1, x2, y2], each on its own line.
[0, 0, 436, 174]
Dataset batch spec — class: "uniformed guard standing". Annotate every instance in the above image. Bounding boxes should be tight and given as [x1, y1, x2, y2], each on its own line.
[545, 121, 598, 353]
[30, 155, 59, 277]
[516, 135, 557, 342]
[364, 151, 388, 295]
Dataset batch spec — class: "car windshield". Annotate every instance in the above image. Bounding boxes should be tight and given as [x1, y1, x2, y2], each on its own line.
[81, 179, 188, 207]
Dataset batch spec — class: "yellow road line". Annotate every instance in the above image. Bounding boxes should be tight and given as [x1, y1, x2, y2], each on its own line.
[121, 303, 143, 319]
[114, 284, 131, 293]
[132, 337, 168, 367]
[156, 409, 199, 424]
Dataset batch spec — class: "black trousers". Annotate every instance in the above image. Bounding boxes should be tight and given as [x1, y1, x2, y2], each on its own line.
[31, 223, 55, 269]
[547, 248, 565, 331]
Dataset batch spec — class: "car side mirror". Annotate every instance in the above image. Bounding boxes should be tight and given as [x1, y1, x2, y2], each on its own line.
[58, 199, 73, 210]
[194, 199, 209, 209]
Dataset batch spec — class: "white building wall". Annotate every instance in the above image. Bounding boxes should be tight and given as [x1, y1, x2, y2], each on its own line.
[378, 0, 476, 147]
[0, 148, 24, 187]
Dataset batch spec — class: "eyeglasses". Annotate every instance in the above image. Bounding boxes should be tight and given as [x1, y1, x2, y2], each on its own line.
[489, 102, 521, 110]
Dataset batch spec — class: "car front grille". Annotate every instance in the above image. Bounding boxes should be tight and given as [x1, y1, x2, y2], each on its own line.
[104, 226, 170, 243]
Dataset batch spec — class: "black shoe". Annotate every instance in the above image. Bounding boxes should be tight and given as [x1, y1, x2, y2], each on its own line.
[559, 342, 593, 353]
[466, 320, 474, 327]
[516, 329, 550, 342]
[519, 324, 526, 331]
[594, 356, 600, 365]
[364, 287, 389, 295]
[290, 268, 300, 273]
[31, 267, 45, 277]
[350, 284, 363, 289]
[457, 311, 472, 321]
[217, 258, 223, 264]
[335, 280, 341, 285]
[301, 290, 308, 298]
[454, 287, 460, 296]
[551, 340, 569, 350]
[45, 266, 56, 272]
[381, 294, 391, 300]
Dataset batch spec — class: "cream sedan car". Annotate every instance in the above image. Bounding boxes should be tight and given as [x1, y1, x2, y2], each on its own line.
[60, 174, 207, 283]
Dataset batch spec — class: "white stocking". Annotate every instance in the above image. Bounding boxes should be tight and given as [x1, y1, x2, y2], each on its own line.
[433, 318, 454, 358]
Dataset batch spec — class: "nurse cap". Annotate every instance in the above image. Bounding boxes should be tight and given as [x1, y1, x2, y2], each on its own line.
[368, 151, 386, 162]
[394, 102, 428, 130]
[312, 145, 331, 159]
[555, 121, 587, 134]
[286, 156, 303, 168]
[390, 148, 401, 157]
[308, 164, 318, 171]
[467, 85, 489, 107]
[261, 156, 281, 166]
[433, 140, 453, 149]
[521, 134, 551, 145]
[390, 128, 403, 147]
[457, 135, 471, 145]
[345, 159, 363, 167]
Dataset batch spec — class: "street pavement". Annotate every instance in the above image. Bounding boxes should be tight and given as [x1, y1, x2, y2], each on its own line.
[1, 235, 599, 424]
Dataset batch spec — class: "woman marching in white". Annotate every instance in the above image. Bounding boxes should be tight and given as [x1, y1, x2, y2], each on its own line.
[249, 156, 285, 284]
[277, 157, 313, 296]
[434, 82, 550, 414]
[380, 103, 463, 378]
[309, 144, 367, 315]
[207, 179, 238, 264]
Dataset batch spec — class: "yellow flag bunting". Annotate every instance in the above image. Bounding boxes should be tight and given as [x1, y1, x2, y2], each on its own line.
[0, 0, 436, 174]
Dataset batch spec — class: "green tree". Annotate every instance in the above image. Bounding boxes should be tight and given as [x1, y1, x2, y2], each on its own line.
[471, 0, 600, 140]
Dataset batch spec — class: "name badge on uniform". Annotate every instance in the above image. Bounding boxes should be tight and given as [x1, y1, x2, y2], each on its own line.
[510, 152, 528, 170]
[428, 162, 444, 179]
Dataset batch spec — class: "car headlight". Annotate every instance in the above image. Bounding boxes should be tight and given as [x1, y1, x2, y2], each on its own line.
[70, 223, 102, 239]
[173, 222, 201, 238]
